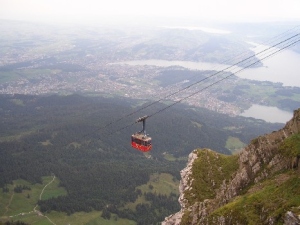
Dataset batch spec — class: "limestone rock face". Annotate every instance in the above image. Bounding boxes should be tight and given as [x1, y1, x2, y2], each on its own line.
[284, 211, 300, 225]
[162, 151, 198, 225]
[163, 109, 300, 225]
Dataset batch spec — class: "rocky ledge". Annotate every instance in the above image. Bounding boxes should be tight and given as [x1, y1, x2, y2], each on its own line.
[163, 109, 300, 225]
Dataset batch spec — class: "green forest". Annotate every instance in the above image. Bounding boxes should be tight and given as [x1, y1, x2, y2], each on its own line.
[0, 94, 282, 224]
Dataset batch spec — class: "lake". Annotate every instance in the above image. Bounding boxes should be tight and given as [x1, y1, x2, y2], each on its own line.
[237, 46, 300, 87]
[116, 47, 299, 123]
[117, 47, 300, 87]
[240, 104, 293, 123]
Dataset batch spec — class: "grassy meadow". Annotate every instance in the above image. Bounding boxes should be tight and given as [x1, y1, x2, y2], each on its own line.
[1, 173, 179, 225]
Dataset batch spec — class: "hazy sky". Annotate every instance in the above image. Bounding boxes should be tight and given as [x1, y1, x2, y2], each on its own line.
[1, 0, 300, 24]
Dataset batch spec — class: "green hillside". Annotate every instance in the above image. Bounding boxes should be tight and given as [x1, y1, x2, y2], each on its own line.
[181, 131, 300, 225]
[209, 171, 300, 224]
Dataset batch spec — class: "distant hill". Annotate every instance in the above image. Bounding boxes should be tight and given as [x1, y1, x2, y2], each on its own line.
[163, 108, 300, 225]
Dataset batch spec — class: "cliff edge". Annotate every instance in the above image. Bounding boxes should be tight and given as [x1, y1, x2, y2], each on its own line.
[163, 108, 300, 225]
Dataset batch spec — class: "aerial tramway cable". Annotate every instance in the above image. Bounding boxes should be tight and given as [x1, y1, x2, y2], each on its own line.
[81, 27, 300, 142]
[109, 33, 300, 136]
[148, 36, 300, 119]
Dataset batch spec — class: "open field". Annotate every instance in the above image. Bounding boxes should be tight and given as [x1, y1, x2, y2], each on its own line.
[0, 69, 56, 84]
[1, 174, 178, 224]
[0, 176, 136, 225]
[225, 136, 247, 154]
[0, 176, 66, 224]
[123, 172, 180, 211]
[137, 173, 179, 196]
[6, 211, 136, 225]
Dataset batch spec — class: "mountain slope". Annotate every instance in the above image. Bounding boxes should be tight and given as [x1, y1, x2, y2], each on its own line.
[163, 108, 300, 225]
[0, 94, 283, 224]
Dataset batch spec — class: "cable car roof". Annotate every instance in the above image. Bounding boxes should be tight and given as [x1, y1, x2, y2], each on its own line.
[132, 132, 152, 141]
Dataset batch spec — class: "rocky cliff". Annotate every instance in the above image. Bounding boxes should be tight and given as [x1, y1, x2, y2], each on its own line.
[163, 109, 300, 225]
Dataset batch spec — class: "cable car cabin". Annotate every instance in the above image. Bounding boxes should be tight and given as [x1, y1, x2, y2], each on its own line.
[131, 115, 152, 152]
[131, 133, 152, 152]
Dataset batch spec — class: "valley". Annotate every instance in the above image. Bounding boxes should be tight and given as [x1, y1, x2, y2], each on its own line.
[0, 19, 300, 225]
[0, 94, 282, 224]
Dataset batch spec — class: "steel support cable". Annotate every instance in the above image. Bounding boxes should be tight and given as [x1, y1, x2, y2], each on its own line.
[138, 27, 300, 108]
[111, 33, 300, 118]
[87, 33, 300, 138]
[227, 33, 300, 72]
[107, 36, 300, 136]
[202, 34, 300, 86]
[178, 25, 300, 81]
[251, 26, 300, 53]
[147, 37, 300, 120]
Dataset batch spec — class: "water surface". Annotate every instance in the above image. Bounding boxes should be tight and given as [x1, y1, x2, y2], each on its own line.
[237, 47, 300, 87]
[240, 104, 293, 123]
[118, 47, 300, 87]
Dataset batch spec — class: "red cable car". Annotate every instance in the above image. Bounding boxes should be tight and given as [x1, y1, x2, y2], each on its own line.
[131, 116, 152, 152]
